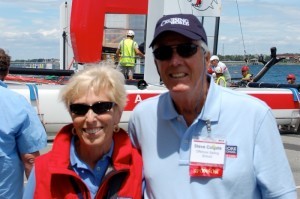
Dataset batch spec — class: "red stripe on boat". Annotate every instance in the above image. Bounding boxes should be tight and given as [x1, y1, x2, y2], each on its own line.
[124, 92, 299, 111]
[250, 93, 299, 109]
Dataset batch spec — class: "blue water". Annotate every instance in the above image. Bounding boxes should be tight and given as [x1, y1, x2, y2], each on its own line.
[138, 63, 299, 84]
[228, 64, 300, 84]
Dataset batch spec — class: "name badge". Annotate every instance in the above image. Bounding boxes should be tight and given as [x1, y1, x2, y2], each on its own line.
[189, 138, 226, 178]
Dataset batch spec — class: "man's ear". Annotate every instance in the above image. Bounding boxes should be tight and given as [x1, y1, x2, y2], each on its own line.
[205, 51, 211, 70]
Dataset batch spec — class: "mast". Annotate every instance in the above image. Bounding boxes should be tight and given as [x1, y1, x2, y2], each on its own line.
[59, 1, 73, 70]
[213, 17, 220, 55]
[62, 30, 67, 70]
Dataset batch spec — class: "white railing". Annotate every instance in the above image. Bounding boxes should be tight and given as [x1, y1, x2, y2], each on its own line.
[102, 52, 145, 74]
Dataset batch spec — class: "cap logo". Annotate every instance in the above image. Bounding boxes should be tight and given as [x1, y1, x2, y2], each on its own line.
[149, 14, 208, 47]
[160, 17, 189, 27]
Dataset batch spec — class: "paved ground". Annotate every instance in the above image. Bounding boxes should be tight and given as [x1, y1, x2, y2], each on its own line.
[281, 133, 300, 198]
[38, 133, 300, 197]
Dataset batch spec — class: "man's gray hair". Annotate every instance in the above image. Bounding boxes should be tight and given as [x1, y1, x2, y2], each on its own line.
[199, 40, 209, 54]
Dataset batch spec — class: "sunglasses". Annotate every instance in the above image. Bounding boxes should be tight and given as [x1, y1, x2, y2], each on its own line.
[153, 43, 199, 61]
[70, 101, 115, 116]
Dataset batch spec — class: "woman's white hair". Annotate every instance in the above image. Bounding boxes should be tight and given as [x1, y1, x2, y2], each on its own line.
[60, 63, 127, 111]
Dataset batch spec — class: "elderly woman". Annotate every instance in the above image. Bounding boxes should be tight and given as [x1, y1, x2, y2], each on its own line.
[23, 65, 143, 199]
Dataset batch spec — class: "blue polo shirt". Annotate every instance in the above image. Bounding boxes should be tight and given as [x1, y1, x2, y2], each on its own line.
[0, 81, 47, 199]
[69, 137, 113, 198]
[129, 77, 296, 198]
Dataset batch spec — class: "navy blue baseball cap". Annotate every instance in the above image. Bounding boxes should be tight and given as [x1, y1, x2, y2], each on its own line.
[149, 13, 208, 47]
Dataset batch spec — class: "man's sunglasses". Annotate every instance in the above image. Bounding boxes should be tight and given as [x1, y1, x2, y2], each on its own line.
[153, 43, 199, 61]
[70, 101, 115, 116]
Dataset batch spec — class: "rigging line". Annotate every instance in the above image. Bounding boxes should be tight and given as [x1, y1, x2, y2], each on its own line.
[177, 0, 182, 13]
[235, 0, 247, 57]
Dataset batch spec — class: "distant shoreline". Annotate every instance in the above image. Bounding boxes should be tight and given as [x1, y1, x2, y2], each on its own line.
[224, 61, 300, 66]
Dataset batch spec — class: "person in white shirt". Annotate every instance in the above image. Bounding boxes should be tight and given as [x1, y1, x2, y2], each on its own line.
[128, 13, 296, 198]
[210, 55, 231, 86]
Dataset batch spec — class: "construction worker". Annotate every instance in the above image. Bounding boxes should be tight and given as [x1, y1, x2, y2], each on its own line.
[116, 30, 144, 80]
[286, 74, 296, 84]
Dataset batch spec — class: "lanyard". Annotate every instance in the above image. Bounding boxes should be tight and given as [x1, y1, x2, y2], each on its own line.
[205, 120, 212, 137]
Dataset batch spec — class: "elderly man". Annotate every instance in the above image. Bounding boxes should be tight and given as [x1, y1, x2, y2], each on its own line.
[128, 14, 296, 198]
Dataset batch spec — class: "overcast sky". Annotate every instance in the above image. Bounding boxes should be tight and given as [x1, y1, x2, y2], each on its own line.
[0, 0, 299, 60]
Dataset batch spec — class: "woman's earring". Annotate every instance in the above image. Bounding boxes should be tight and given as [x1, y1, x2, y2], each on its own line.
[113, 124, 120, 133]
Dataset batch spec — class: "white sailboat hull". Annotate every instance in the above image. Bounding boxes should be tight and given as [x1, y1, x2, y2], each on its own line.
[8, 83, 300, 139]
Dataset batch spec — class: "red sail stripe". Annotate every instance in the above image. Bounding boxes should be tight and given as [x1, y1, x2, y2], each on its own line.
[70, 0, 148, 63]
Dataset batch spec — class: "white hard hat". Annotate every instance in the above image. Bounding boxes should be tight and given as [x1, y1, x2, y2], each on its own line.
[210, 55, 219, 61]
[218, 62, 226, 70]
[127, 30, 135, 36]
[215, 66, 223, 74]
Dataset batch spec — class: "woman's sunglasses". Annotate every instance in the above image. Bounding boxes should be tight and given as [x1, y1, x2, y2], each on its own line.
[70, 101, 115, 116]
[153, 43, 199, 61]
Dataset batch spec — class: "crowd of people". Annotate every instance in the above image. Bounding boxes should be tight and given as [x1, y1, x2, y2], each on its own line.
[1, 13, 297, 199]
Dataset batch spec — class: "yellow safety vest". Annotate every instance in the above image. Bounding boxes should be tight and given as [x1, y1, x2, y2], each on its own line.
[216, 76, 227, 87]
[242, 73, 253, 81]
[119, 39, 137, 67]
